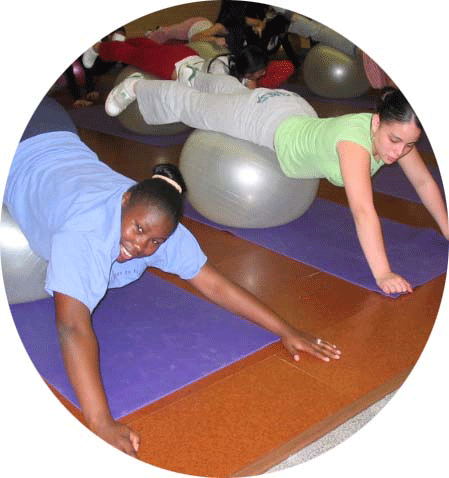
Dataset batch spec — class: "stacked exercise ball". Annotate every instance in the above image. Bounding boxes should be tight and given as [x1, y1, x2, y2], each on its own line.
[180, 130, 319, 228]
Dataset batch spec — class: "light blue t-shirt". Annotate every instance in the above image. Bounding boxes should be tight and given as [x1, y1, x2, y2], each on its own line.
[4, 131, 207, 312]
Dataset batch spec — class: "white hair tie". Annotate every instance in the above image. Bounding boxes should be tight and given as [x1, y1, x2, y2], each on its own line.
[152, 174, 183, 194]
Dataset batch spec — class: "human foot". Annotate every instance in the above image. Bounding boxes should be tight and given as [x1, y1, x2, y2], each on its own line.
[104, 72, 143, 116]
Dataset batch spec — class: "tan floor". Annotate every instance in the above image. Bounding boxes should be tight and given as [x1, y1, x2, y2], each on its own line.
[44, 3, 446, 476]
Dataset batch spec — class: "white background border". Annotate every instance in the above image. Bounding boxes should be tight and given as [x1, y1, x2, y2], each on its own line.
[1, 1, 447, 476]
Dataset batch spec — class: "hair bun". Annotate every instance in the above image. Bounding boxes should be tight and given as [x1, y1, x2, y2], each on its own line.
[379, 86, 397, 102]
[152, 163, 187, 195]
[376, 87, 421, 129]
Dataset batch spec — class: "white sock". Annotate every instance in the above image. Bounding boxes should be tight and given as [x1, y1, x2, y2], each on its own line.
[82, 47, 99, 68]
[111, 32, 126, 42]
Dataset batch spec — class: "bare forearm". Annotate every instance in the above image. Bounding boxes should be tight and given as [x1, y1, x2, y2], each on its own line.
[190, 263, 342, 362]
[352, 209, 391, 279]
[416, 181, 449, 238]
[54, 293, 140, 455]
[191, 265, 295, 337]
[55, 293, 112, 428]
[58, 323, 112, 427]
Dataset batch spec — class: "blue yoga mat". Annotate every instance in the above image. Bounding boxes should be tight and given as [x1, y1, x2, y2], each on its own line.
[10, 272, 278, 419]
[184, 197, 448, 295]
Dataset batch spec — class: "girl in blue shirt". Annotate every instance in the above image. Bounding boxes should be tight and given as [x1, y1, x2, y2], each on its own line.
[4, 97, 340, 457]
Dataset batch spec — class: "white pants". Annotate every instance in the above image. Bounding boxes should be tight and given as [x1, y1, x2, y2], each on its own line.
[134, 75, 317, 150]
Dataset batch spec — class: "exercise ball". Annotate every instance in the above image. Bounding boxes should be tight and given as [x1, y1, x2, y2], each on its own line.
[115, 66, 191, 136]
[188, 41, 229, 60]
[1, 205, 49, 304]
[303, 44, 370, 98]
[180, 130, 319, 228]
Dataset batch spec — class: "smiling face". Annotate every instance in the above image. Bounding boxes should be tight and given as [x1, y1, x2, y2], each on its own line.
[371, 114, 422, 165]
[117, 192, 175, 263]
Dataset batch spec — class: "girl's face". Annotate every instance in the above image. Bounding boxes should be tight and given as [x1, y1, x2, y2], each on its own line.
[371, 114, 421, 165]
[117, 193, 175, 263]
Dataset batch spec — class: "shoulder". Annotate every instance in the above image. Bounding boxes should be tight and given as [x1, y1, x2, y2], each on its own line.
[334, 114, 373, 150]
[164, 223, 202, 251]
[335, 113, 372, 129]
[337, 140, 371, 159]
[147, 223, 207, 279]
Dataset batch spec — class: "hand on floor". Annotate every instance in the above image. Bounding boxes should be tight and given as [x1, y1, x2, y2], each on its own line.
[281, 329, 341, 362]
[86, 91, 100, 101]
[91, 418, 140, 457]
[73, 99, 93, 108]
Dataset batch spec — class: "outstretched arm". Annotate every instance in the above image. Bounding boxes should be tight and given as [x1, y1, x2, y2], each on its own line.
[398, 148, 449, 239]
[338, 141, 413, 295]
[54, 292, 140, 456]
[188, 262, 341, 362]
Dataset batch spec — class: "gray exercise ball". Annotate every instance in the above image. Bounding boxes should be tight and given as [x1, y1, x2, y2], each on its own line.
[180, 130, 319, 228]
[1, 205, 49, 304]
[303, 44, 370, 98]
[188, 41, 229, 60]
[115, 66, 191, 136]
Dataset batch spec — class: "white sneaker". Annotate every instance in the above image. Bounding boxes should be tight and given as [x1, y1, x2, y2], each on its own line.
[82, 46, 99, 68]
[176, 61, 200, 87]
[105, 72, 144, 117]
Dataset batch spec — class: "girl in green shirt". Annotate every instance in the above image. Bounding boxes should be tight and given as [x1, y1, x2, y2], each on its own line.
[105, 76, 449, 296]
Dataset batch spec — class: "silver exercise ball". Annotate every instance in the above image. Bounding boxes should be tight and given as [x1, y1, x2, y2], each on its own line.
[188, 41, 229, 60]
[0, 205, 49, 304]
[115, 66, 191, 136]
[303, 44, 370, 98]
[180, 130, 319, 228]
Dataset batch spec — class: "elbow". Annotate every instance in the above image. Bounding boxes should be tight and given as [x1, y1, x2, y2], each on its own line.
[350, 204, 378, 227]
[55, 312, 92, 347]
[56, 320, 82, 346]
[189, 263, 229, 304]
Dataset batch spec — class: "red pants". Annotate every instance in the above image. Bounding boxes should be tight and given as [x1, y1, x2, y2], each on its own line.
[99, 37, 197, 79]
[99, 37, 295, 88]
[256, 60, 295, 89]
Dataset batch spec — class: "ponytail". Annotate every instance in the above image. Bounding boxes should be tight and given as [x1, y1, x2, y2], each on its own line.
[376, 87, 421, 129]
[208, 45, 268, 82]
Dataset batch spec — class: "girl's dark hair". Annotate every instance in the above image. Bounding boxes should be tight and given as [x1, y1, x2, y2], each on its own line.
[218, 1, 290, 56]
[126, 163, 186, 226]
[377, 87, 422, 129]
[208, 45, 268, 81]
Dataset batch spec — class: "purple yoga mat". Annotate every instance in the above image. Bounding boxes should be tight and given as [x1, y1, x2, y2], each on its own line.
[68, 105, 192, 147]
[10, 272, 277, 419]
[372, 163, 445, 203]
[184, 197, 448, 295]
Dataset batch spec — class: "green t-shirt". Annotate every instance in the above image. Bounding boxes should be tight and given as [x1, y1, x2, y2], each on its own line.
[274, 112, 384, 187]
